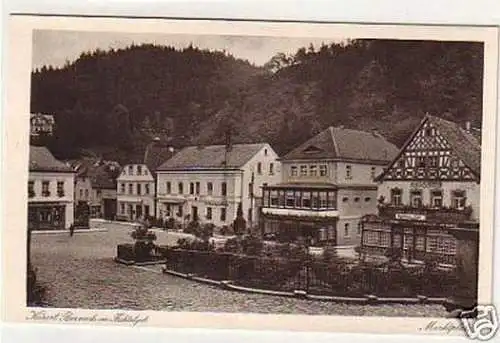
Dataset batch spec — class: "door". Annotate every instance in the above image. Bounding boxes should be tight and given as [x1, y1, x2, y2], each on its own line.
[191, 206, 198, 221]
[136, 205, 142, 219]
[144, 205, 150, 218]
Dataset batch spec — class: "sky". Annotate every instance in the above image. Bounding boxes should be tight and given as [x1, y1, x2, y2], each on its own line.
[32, 30, 346, 69]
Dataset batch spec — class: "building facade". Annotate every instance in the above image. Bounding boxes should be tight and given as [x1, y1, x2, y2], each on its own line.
[260, 126, 399, 247]
[73, 159, 120, 220]
[361, 115, 481, 265]
[116, 163, 156, 221]
[28, 146, 75, 230]
[30, 113, 55, 137]
[156, 143, 281, 229]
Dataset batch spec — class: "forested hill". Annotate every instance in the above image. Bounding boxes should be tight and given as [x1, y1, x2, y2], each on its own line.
[30, 40, 483, 163]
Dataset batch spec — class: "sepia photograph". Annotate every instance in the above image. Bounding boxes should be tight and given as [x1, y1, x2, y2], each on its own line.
[2, 16, 498, 338]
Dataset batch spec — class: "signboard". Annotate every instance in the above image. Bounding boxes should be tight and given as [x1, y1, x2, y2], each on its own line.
[395, 213, 426, 221]
[410, 181, 442, 189]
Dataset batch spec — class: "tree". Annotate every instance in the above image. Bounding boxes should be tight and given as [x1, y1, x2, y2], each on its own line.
[233, 203, 246, 236]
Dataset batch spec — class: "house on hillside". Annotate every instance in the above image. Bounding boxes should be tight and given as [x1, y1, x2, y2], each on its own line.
[28, 146, 75, 230]
[361, 115, 481, 265]
[30, 113, 55, 137]
[116, 138, 174, 221]
[156, 142, 281, 229]
[74, 159, 120, 220]
[260, 126, 399, 247]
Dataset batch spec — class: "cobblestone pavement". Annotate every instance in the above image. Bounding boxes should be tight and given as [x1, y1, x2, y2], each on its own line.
[31, 224, 449, 317]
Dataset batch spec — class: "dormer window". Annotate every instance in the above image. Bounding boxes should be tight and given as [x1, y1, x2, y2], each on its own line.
[137, 165, 142, 175]
[128, 166, 133, 175]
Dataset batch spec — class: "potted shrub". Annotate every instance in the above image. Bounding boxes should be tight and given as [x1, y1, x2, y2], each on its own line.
[130, 224, 157, 262]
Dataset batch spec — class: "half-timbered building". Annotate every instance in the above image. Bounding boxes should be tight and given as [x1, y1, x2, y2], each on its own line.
[361, 115, 481, 265]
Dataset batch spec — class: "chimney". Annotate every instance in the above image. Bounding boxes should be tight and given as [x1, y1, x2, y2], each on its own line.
[225, 127, 233, 152]
[465, 121, 471, 132]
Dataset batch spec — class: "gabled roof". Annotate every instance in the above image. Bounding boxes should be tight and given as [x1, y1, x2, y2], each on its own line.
[29, 146, 74, 173]
[157, 143, 268, 171]
[143, 140, 174, 173]
[281, 126, 399, 164]
[428, 116, 481, 175]
[72, 158, 121, 189]
[376, 115, 482, 180]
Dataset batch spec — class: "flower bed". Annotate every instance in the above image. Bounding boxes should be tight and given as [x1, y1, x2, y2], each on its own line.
[164, 247, 458, 299]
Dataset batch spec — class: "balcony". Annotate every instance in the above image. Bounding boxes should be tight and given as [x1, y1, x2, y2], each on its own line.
[377, 204, 474, 224]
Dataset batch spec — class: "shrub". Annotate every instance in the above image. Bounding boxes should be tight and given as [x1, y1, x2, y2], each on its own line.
[223, 237, 241, 253]
[240, 235, 263, 256]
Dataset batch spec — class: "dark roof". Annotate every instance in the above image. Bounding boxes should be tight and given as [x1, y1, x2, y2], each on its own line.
[29, 146, 74, 173]
[157, 143, 268, 171]
[427, 115, 481, 175]
[281, 126, 399, 163]
[143, 141, 174, 172]
[72, 158, 121, 189]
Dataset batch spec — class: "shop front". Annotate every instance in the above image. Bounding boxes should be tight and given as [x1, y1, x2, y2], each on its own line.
[260, 213, 337, 246]
[28, 202, 67, 230]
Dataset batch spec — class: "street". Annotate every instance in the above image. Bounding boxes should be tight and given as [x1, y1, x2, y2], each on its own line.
[31, 223, 449, 316]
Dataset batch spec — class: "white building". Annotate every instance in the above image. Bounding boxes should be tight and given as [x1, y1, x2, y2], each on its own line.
[156, 143, 281, 229]
[116, 162, 156, 221]
[28, 146, 75, 230]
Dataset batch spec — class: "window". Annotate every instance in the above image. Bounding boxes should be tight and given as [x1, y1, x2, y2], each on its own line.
[80, 189, 83, 198]
[128, 165, 133, 175]
[42, 181, 50, 197]
[290, 166, 298, 176]
[220, 208, 226, 221]
[365, 197, 371, 202]
[85, 189, 89, 198]
[300, 165, 308, 176]
[120, 203, 125, 214]
[137, 184, 142, 195]
[286, 191, 295, 207]
[371, 167, 376, 180]
[342, 197, 348, 203]
[429, 156, 439, 168]
[178, 206, 183, 217]
[354, 197, 360, 203]
[302, 192, 311, 208]
[57, 181, 64, 197]
[165, 204, 172, 216]
[357, 222, 362, 235]
[270, 190, 278, 206]
[248, 208, 253, 222]
[221, 182, 227, 196]
[128, 184, 133, 194]
[410, 190, 423, 207]
[28, 181, 35, 198]
[451, 190, 466, 209]
[345, 165, 352, 179]
[416, 157, 426, 168]
[264, 148, 268, 156]
[189, 182, 194, 195]
[257, 162, 262, 175]
[137, 165, 142, 175]
[269, 163, 274, 175]
[319, 165, 327, 177]
[431, 189, 443, 207]
[248, 183, 253, 197]
[309, 165, 317, 176]
[207, 182, 213, 195]
[178, 182, 184, 194]
[120, 183, 125, 194]
[166, 182, 171, 194]
[145, 183, 150, 195]
[319, 192, 328, 208]
[344, 223, 350, 237]
[144, 169, 148, 175]
[206, 207, 212, 220]
[390, 188, 402, 206]
[195, 182, 200, 195]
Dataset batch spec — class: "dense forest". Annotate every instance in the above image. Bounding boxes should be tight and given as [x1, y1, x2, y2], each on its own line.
[30, 39, 484, 163]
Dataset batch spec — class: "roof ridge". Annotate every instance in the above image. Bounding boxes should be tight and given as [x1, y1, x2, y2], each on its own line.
[329, 126, 340, 157]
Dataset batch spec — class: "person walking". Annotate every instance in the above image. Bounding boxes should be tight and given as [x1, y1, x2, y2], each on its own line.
[69, 224, 75, 237]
